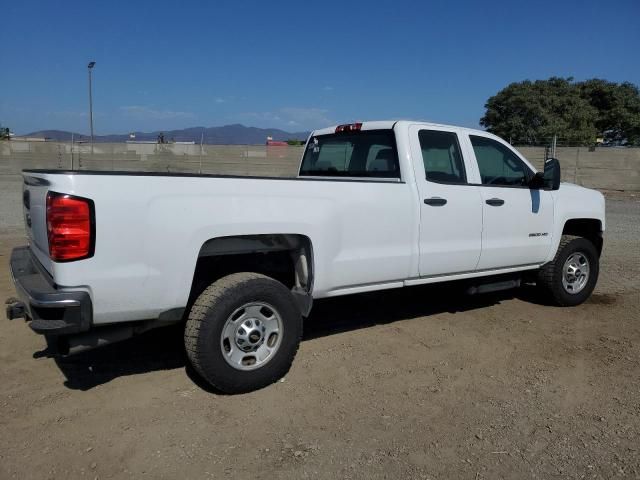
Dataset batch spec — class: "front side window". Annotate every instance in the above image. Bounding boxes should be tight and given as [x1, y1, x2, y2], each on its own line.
[470, 135, 531, 187]
[419, 130, 466, 184]
[299, 130, 399, 178]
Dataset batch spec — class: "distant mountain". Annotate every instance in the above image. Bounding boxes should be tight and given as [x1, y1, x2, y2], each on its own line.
[25, 130, 81, 142]
[26, 124, 310, 145]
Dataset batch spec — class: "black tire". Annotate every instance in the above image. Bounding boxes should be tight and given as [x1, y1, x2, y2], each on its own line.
[537, 235, 599, 306]
[184, 272, 302, 393]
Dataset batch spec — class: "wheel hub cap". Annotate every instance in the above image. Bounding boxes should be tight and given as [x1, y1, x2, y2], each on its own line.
[234, 318, 266, 351]
[562, 252, 590, 294]
[220, 302, 283, 371]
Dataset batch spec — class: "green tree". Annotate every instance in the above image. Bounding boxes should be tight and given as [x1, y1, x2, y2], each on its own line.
[480, 77, 640, 145]
[578, 79, 640, 145]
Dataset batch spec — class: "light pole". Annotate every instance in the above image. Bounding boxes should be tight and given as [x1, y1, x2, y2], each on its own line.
[87, 61, 96, 153]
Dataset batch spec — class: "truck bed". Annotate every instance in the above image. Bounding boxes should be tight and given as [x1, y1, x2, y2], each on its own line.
[21, 168, 417, 325]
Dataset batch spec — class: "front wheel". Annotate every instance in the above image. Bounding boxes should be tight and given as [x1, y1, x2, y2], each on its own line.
[537, 235, 600, 306]
[185, 272, 302, 393]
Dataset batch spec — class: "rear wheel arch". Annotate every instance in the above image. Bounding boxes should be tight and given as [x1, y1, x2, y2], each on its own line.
[187, 234, 314, 317]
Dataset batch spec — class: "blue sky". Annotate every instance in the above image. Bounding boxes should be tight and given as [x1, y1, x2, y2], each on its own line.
[1, 0, 638, 135]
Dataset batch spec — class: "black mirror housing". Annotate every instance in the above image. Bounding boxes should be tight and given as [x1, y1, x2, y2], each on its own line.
[529, 171, 545, 189]
[543, 157, 561, 190]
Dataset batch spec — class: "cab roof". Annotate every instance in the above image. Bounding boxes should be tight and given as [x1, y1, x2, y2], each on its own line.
[310, 120, 490, 137]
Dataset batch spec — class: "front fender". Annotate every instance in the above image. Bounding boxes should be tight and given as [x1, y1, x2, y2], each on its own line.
[544, 183, 605, 263]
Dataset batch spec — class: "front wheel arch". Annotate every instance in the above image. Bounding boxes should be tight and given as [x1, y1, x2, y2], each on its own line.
[561, 218, 603, 256]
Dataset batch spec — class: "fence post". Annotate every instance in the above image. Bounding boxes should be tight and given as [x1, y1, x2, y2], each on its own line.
[199, 131, 204, 174]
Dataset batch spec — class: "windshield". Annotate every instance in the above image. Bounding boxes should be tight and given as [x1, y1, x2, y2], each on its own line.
[299, 130, 400, 178]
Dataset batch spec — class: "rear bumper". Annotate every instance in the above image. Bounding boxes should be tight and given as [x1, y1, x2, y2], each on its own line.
[8, 246, 92, 335]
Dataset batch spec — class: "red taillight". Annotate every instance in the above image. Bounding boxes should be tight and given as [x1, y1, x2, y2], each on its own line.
[46, 192, 94, 262]
[335, 122, 362, 133]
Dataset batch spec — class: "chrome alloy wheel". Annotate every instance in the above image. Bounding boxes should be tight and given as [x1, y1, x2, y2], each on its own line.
[562, 252, 590, 295]
[220, 302, 283, 371]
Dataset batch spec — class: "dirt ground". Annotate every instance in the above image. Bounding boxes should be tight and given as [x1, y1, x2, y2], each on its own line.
[1, 193, 639, 480]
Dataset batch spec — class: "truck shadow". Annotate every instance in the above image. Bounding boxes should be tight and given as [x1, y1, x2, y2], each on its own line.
[51, 283, 529, 392]
[304, 284, 520, 339]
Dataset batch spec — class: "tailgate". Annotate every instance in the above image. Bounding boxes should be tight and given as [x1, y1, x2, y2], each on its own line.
[22, 173, 53, 273]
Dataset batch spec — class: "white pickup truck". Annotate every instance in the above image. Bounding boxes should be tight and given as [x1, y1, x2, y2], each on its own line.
[7, 120, 605, 393]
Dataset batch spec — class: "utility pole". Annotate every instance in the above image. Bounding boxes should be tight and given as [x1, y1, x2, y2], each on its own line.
[199, 130, 204, 174]
[87, 61, 96, 154]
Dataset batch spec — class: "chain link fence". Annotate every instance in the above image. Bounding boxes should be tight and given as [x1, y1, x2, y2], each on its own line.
[0, 142, 305, 177]
[1, 141, 639, 191]
[513, 145, 640, 191]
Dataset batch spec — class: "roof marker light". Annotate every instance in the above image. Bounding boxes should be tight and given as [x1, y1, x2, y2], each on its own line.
[335, 123, 363, 133]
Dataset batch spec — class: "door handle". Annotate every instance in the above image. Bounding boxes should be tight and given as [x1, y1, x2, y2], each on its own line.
[485, 198, 505, 206]
[424, 197, 447, 206]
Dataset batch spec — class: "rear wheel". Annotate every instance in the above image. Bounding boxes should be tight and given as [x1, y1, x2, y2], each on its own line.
[537, 235, 599, 306]
[185, 272, 302, 393]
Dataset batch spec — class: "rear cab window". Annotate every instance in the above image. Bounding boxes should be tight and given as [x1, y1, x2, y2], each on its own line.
[419, 130, 467, 184]
[299, 130, 400, 179]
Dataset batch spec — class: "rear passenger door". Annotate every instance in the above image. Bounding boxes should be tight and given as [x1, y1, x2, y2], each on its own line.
[465, 134, 554, 269]
[408, 125, 483, 276]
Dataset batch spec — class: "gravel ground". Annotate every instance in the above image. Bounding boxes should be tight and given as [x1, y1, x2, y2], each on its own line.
[0, 192, 639, 480]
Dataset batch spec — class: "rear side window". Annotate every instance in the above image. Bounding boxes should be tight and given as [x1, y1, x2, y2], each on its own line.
[470, 135, 531, 187]
[299, 130, 400, 178]
[418, 130, 466, 184]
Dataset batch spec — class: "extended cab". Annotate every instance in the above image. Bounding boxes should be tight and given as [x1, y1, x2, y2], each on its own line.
[7, 121, 605, 393]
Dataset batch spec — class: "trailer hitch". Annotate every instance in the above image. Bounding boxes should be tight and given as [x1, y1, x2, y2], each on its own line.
[5, 300, 26, 320]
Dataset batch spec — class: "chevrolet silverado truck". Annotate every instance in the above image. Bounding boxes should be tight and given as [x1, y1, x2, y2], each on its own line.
[7, 121, 605, 393]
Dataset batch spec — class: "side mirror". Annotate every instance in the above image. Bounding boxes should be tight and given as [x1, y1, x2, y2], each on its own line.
[543, 157, 561, 190]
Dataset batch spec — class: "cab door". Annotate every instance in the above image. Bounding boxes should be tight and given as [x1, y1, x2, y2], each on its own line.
[464, 133, 554, 270]
[408, 125, 483, 276]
